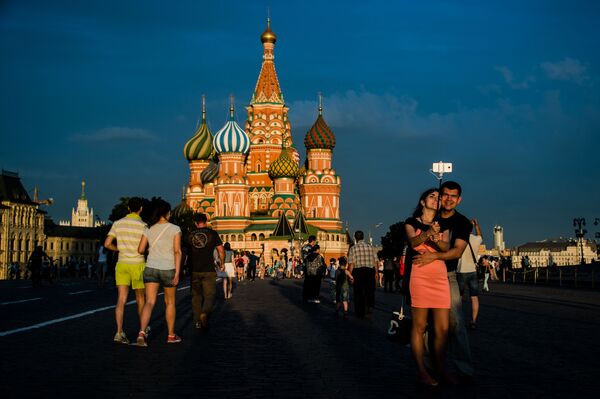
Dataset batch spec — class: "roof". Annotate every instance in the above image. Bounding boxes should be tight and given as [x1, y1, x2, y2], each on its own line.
[45, 225, 102, 239]
[292, 211, 310, 235]
[184, 98, 213, 161]
[0, 170, 35, 204]
[214, 104, 250, 154]
[271, 211, 294, 237]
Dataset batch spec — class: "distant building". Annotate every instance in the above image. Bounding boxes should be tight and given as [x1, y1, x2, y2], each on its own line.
[0, 170, 46, 279]
[44, 224, 102, 266]
[493, 225, 505, 251]
[511, 239, 598, 267]
[59, 180, 104, 227]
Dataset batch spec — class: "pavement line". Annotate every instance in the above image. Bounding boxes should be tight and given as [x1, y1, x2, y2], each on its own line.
[1, 298, 42, 306]
[0, 285, 190, 337]
[68, 290, 94, 295]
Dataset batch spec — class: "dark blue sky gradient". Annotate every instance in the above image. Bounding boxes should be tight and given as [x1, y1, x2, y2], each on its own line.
[1, 0, 599, 246]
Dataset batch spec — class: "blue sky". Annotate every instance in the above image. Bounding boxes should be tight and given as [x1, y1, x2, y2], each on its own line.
[1, 0, 599, 246]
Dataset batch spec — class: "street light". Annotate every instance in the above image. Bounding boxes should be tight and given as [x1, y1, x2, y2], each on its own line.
[573, 218, 587, 265]
[369, 222, 383, 246]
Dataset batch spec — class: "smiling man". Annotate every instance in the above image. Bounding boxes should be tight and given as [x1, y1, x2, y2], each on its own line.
[413, 181, 474, 381]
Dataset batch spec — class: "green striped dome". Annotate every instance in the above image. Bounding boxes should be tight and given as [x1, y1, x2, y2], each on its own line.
[184, 97, 213, 161]
[269, 145, 299, 179]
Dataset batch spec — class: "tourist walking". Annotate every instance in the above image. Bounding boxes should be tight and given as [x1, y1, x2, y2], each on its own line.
[304, 245, 326, 303]
[104, 197, 147, 344]
[28, 246, 51, 287]
[301, 235, 317, 301]
[347, 230, 378, 318]
[456, 219, 483, 329]
[481, 256, 492, 292]
[223, 243, 235, 299]
[413, 181, 475, 382]
[185, 213, 224, 331]
[405, 188, 451, 386]
[97, 243, 108, 288]
[247, 251, 258, 281]
[335, 256, 353, 317]
[382, 255, 395, 293]
[135, 200, 182, 346]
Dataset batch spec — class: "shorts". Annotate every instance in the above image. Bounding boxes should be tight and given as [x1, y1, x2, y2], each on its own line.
[224, 262, 235, 278]
[115, 262, 145, 290]
[457, 272, 479, 297]
[143, 267, 176, 287]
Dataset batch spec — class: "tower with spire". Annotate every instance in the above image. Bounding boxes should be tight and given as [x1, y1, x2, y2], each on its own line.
[60, 180, 100, 227]
[182, 17, 347, 263]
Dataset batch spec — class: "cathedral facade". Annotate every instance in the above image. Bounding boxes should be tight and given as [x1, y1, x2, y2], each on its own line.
[182, 20, 348, 263]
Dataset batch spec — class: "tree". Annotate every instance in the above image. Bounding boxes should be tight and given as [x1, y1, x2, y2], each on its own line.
[381, 221, 407, 258]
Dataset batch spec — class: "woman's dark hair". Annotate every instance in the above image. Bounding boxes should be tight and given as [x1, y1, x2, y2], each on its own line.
[224, 242, 231, 251]
[412, 188, 438, 218]
[149, 199, 171, 226]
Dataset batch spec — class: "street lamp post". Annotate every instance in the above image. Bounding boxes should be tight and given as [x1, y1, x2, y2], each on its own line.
[573, 218, 587, 265]
[369, 222, 383, 246]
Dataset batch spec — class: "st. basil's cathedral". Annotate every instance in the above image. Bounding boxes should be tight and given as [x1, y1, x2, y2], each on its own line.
[182, 19, 349, 263]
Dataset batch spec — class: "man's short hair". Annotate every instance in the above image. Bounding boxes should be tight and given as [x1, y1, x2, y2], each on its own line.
[192, 212, 208, 223]
[338, 256, 348, 266]
[308, 235, 316, 243]
[354, 230, 364, 241]
[128, 197, 143, 213]
[441, 181, 462, 196]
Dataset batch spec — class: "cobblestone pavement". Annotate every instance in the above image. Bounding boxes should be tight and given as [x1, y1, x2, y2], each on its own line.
[1, 277, 599, 398]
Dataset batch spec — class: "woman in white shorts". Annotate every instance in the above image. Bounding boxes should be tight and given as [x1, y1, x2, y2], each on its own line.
[222, 242, 235, 299]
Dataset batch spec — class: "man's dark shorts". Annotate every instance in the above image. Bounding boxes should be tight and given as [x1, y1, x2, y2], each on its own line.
[143, 267, 176, 287]
[457, 272, 479, 297]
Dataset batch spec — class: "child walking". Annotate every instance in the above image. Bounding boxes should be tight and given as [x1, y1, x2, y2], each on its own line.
[335, 256, 353, 317]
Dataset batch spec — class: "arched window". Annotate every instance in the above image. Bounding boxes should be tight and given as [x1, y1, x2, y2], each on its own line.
[257, 163, 261, 173]
[238, 234, 243, 241]
[259, 233, 265, 240]
[251, 234, 257, 241]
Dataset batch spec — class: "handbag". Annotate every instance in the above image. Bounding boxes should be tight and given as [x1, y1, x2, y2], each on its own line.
[387, 296, 412, 345]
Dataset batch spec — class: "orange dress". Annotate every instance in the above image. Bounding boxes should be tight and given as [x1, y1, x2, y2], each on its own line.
[409, 229, 450, 309]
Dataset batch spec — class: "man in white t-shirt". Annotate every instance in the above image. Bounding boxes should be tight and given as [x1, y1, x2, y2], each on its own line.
[456, 218, 483, 330]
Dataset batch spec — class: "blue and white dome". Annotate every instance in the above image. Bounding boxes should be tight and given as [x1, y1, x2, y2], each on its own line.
[213, 103, 250, 154]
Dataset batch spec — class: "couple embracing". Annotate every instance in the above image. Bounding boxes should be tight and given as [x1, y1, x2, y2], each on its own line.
[404, 181, 474, 386]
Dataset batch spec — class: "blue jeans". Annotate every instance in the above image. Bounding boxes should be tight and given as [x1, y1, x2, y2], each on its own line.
[448, 271, 474, 376]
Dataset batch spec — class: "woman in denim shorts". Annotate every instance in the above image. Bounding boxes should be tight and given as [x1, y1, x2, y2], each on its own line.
[136, 200, 183, 346]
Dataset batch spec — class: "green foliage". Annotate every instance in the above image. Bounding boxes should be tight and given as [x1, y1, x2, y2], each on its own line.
[381, 221, 407, 258]
[108, 197, 131, 222]
[170, 204, 197, 235]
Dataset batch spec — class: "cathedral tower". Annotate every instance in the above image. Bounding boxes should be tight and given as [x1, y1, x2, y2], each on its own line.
[212, 99, 251, 231]
[245, 18, 298, 215]
[184, 96, 214, 213]
[299, 95, 342, 231]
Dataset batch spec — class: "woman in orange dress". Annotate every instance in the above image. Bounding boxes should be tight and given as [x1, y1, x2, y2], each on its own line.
[404, 188, 450, 386]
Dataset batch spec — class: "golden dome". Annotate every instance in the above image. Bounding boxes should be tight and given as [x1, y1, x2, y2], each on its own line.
[261, 18, 277, 44]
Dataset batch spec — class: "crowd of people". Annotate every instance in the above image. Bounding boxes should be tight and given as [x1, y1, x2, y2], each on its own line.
[9, 180, 489, 387]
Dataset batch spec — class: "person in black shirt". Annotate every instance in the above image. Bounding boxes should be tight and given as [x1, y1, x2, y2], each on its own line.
[28, 246, 51, 287]
[413, 181, 474, 381]
[184, 213, 225, 331]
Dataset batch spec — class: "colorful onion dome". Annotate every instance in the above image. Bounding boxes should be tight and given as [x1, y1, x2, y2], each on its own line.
[213, 99, 250, 154]
[304, 94, 336, 150]
[269, 144, 299, 179]
[201, 159, 220, 184]
[184, 96, 213, 161]
[172, 200, 192, 219]
[261, 18, 277, 44]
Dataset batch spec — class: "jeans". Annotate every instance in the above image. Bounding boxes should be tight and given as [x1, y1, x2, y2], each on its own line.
[353, 267, 375, 317]
[191, 272, 216, 322]
[448, 271, 474, 376]
[383, 270, 394, 292]
[247, 265, 256, 281]
[483, 273, 490, 291]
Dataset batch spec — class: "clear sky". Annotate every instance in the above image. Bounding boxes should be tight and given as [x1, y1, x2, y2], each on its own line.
[1, 0, 599, 246]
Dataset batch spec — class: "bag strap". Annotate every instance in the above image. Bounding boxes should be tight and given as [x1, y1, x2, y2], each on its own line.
[150, 224, 170, 247]
[467, 239, 477, 264]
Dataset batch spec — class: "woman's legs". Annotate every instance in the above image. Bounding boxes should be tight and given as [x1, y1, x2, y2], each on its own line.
[227, 277, 233, 298]
[222, 276, 228, 298]
[411, 307, 437, 385]
[163, 287, 176, 336]
[140, 283, 159, 333]
[431, 308, 450, 378]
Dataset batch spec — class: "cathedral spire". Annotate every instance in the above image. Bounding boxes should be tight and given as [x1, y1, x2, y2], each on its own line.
[318, 92, 323, 116]
[252, 17, 283, 105]
[201, 94, 206, 123]
[81, 180, 86, 200]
